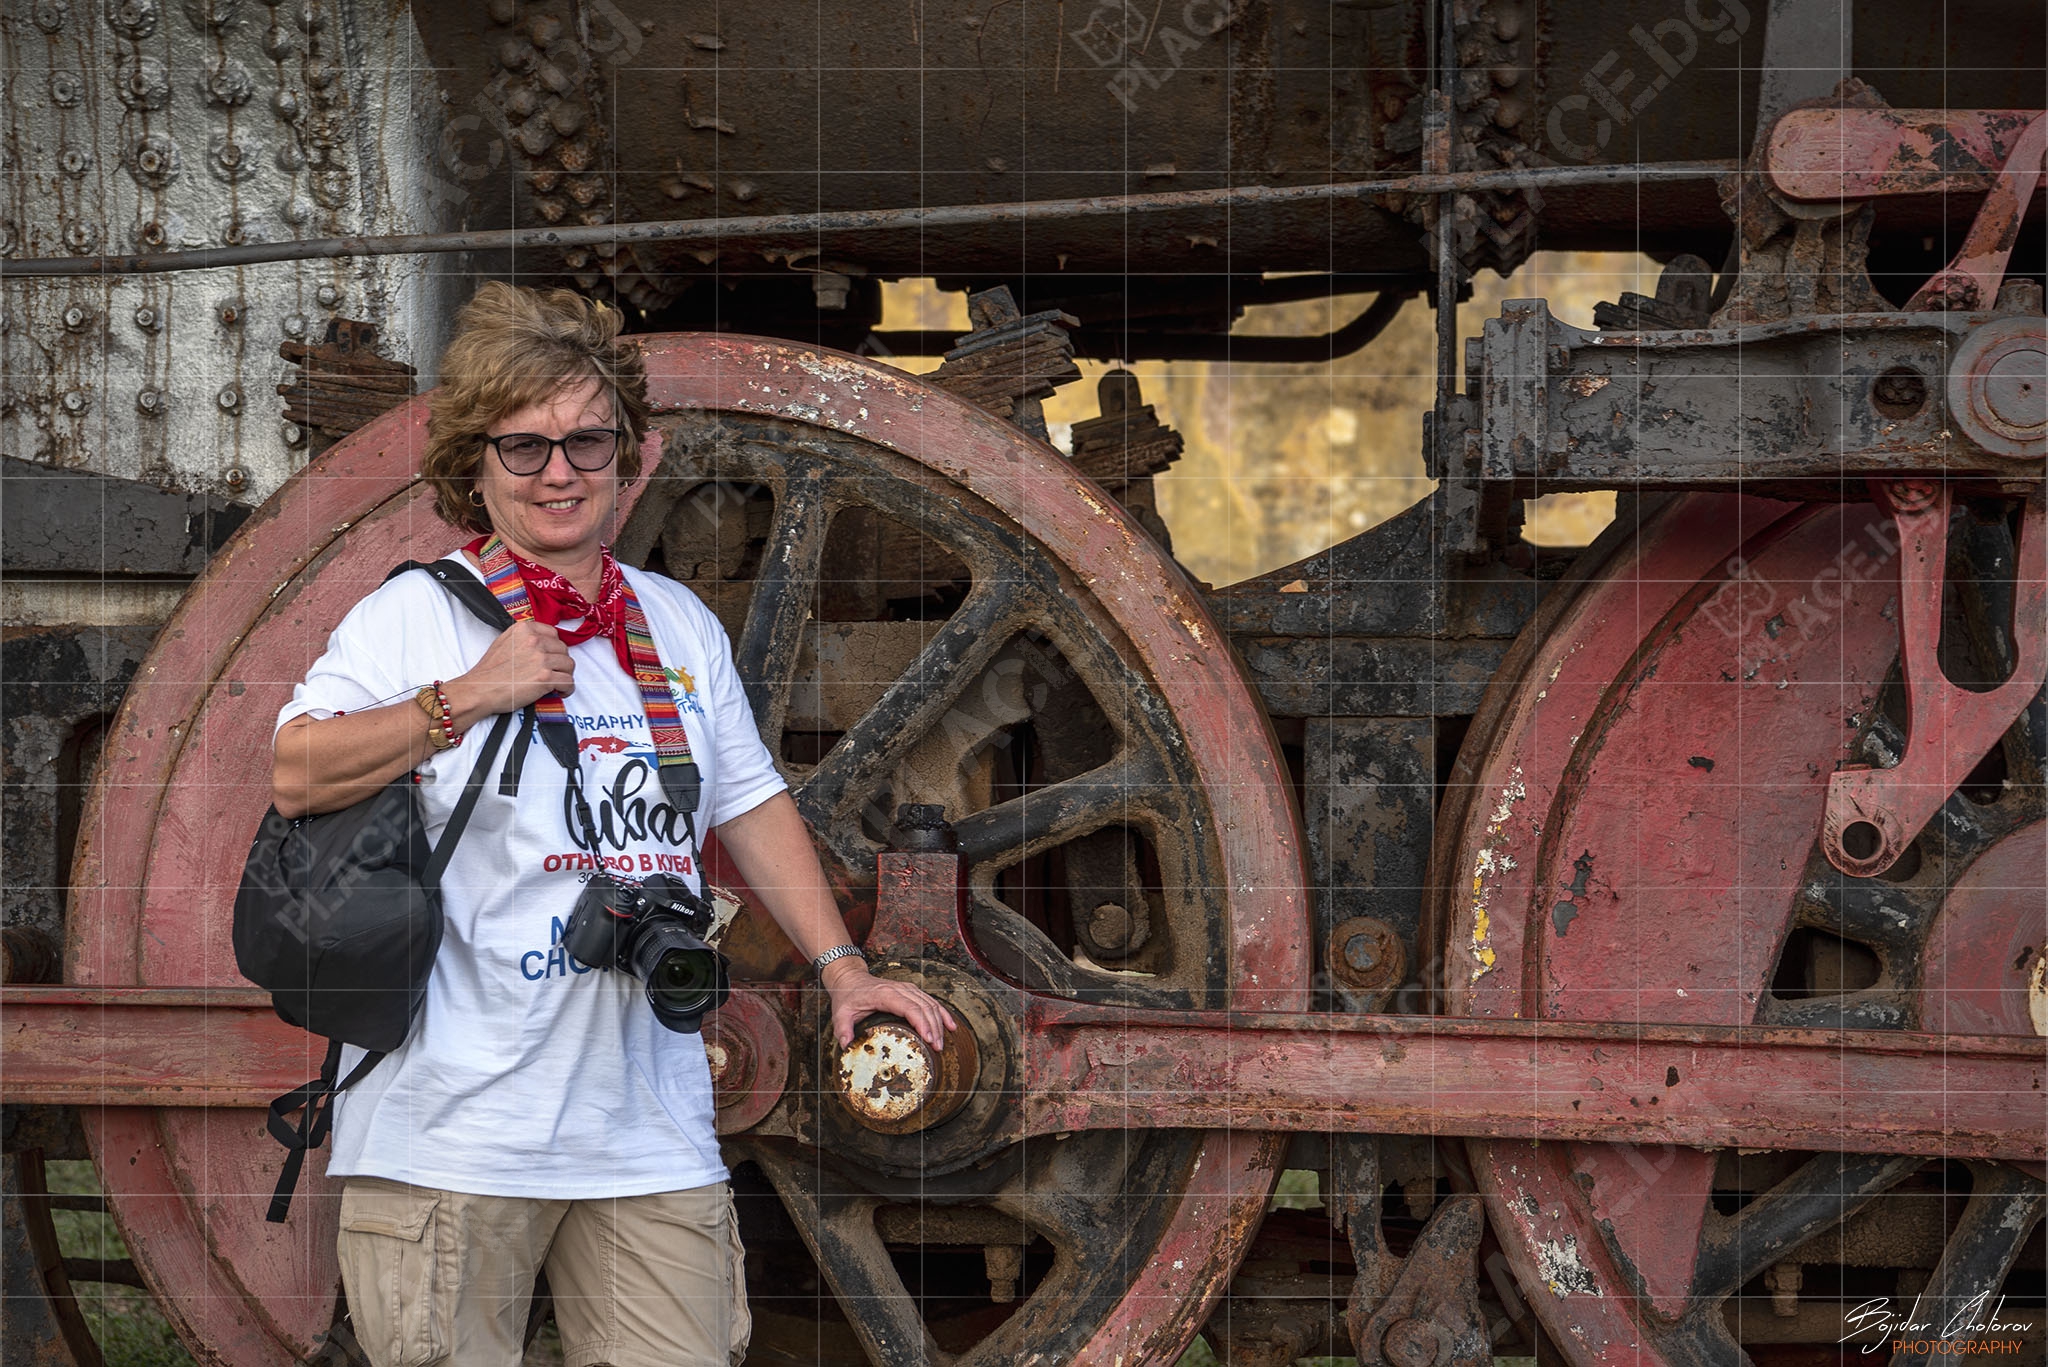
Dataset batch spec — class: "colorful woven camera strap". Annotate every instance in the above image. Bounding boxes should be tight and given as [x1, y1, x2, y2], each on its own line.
[476, 535, 702, 816]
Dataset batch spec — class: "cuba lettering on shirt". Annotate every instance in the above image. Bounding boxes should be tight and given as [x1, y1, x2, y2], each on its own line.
[275, 560, 786, 1199]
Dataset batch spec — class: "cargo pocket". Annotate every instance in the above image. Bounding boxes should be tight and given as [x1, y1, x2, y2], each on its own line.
[337, 1179, 448, 1367]
[724, 1196, 752, 1367]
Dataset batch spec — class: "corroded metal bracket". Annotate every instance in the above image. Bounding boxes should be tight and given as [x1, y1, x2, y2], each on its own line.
[1823, 480, 2048, 876]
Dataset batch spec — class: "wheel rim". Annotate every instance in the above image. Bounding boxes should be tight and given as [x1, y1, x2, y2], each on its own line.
[68, 335, 1308, 1366]
[1438, 492, 2047, 1363]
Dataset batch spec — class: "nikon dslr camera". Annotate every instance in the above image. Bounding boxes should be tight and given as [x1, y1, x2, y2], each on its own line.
[560, 872, 730, 1033]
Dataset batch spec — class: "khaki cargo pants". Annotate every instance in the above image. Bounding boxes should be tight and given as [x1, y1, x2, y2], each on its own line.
[336, 1177, 749, 1367]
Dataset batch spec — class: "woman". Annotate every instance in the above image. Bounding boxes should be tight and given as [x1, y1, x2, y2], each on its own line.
[272, 281, 953, 1367]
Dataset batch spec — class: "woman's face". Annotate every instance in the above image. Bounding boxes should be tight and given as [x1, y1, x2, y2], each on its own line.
[473, 376, 620, 565]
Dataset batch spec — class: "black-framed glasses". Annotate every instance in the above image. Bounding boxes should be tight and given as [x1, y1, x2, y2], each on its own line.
[483, 426, 623, 476]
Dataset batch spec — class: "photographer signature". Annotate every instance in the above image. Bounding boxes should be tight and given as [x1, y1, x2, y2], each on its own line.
[1841, 1293, 2026, 1353]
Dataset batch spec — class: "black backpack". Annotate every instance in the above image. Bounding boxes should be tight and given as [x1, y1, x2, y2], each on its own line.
[235, 559, 577, 1221]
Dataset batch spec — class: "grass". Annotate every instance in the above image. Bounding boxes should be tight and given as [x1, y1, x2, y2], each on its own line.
[44, 1160, 197, 1367]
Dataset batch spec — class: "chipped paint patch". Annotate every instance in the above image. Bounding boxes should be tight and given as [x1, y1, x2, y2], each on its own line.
[1536, 1233, 1598, 1298]
[1469, 766, 1526, 981]
[2030, 952, 2047, 1037]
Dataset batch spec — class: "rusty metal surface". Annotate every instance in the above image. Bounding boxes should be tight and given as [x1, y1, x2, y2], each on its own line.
[1823, 483, 2047, 875]
[1, 1151, 101, 1367]
[7, 983, 2038, 1159]
[0, 159, 1748, 280]
[1768, 107, 2045, 200]
[1455, 299, 2045, 492]
[1438, 487, 2048, 1364]
[277, 319, 417, 440]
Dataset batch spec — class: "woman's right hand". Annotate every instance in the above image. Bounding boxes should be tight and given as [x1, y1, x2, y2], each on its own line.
[446, 620, 574, 724]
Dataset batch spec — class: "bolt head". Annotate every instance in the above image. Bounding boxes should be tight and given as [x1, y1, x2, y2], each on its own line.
[1383, 1316, 1441, 1367]
[282, 313, 307, 339]
[1087, 902, 1132, 951]
[137, 388, 163, 414]
[62, 306, 89, 330]
[216, 384, 242, 412]
[61, 390, 88, 414]
[134, 305, 161, 331]
[315, 284, 341, 308]
[281, 421, 307, 446]
[223, 465, 247, 488]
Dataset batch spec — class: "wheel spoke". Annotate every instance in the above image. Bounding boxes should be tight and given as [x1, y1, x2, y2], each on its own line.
[1692, 1153, 1923, 1303]
[748, 1144, 948, 1367]
[795, 580, 1032, 826]
[736, 463, 833, 747]
[1891, 1164, 2045, 1367]
[953, 752, 1170, 866]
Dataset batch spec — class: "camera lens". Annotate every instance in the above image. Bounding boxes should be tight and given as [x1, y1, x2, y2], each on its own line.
[627, 919, 729, 1033]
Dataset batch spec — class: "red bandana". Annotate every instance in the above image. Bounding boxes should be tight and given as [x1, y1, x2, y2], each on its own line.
[465, 537, 631, 674]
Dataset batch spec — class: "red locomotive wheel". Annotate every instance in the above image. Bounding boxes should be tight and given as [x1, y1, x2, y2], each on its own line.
[66, 336, 1309, 1366]
[1440, 493, 2047, 1363]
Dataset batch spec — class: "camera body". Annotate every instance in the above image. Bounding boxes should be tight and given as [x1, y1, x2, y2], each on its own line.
[560, 871, 730, 1033]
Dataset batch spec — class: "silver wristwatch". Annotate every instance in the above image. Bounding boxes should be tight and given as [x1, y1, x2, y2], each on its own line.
[810, 943, 867, 976]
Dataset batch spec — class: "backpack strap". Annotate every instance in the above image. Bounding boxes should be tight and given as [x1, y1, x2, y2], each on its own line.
[262, 706, 514, 1224]
[388, 558, 582, 772]
[265, 1040, 383, 1223]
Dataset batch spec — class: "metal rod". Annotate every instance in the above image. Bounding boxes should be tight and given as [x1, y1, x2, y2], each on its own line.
[872, 287, 1417, 361]
[0, 162, 1740, 280]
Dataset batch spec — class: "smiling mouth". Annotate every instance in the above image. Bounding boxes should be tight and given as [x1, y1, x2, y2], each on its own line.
[537, 498, 583, 510]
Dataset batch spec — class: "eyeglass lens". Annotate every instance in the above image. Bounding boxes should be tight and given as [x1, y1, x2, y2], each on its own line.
[494, 428, 619, 475]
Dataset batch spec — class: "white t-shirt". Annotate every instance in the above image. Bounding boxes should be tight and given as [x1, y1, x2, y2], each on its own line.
[275, 557, 786, 1198]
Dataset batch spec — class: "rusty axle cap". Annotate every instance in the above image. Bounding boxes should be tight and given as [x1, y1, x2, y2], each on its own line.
[834, 1009, 980, 1135]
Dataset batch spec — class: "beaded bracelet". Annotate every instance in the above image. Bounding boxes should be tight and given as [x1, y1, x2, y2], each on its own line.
[414, 682, 464, 750]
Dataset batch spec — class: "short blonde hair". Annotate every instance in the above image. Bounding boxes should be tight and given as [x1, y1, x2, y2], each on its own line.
[420, 282, 651, 534]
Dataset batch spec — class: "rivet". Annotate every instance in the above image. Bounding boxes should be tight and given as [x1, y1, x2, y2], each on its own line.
[137, 220, 168, 250]
[63, 223, 98, 251]
[306, 59, 336, 88]
[137, 387, 164, 414]
[291, 3, 320, 32]
[60, 149, 93, 177]
[134, 305, 162, 331]
[221, 219, 246, 246]
[34, 0, 67, 31]
[280, 194, 310, 224]
[504, 85, 538, 119]
[63, 305, 91, 331]
[216, 383, 243, 413]
[204, 60, 253, 107]
[261, 23, 294, 57]
[210, 133, 258, 182]
[281, 420, 306, 446]
[281, 312, 307, 338]
[49, 72, 82, 106]
[516, 122, 556, 157]
[275, 141, 306, 173]
[106, 0, 160, 39]
[223, 465, 247, 488]
[272, 87, 300, 119]
[181, 0, 241, 28]
[128, 133, 181, 187]
[218, 299, 244, 327]
[497, 38, 531, 70]
[528, 13, 560, 45]
[315, 284, 341, 308]
[116, 56, 171, 110]
[61, 390, 89, 414]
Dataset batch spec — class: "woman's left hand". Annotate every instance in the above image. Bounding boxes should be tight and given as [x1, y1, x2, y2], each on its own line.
[820, 961, 958, 1047]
